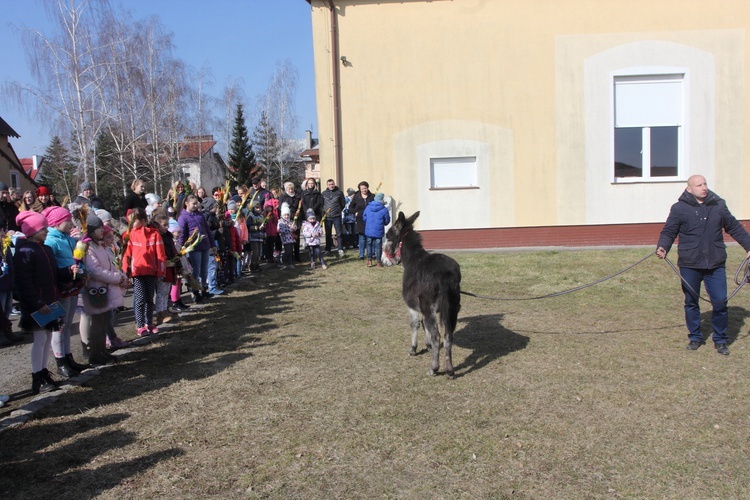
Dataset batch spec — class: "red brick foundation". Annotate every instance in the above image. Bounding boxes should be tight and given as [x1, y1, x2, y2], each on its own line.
[419, 221, 750, 250]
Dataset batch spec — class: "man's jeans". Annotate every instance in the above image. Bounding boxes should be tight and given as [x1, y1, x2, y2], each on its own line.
[680, 266, 728, 344]
[325, 217, 343, 252]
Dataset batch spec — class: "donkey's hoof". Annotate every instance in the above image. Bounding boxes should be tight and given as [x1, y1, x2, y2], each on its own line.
[409, 347, 417, 356]
[428, 368, 437, 376]
[445, 371, 455, 380]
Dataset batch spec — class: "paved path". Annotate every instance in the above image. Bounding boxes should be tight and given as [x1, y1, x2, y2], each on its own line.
[0, 289, 208, 431]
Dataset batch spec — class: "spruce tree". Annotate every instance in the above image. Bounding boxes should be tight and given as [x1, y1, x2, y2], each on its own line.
[227, 103, 255, 189]
[41, 136, 77, 203]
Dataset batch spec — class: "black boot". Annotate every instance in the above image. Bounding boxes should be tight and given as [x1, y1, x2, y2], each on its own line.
[174, 299, 191, 311]
[0, 335, 12, 347]
[55, 356, 79, 378]
[31, 370, 60, 394]
[31, 371, 57, 394]
[192, 290, 204, 303]
[66, 353, 91, 372]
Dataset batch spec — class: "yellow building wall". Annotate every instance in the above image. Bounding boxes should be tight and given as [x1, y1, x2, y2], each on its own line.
[310, 0, 750, 230]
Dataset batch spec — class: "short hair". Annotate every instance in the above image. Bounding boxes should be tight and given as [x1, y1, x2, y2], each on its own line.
[284, 181, 295, 191]
[150, 207, 169, 222]
[358, 181, 370, 189]
[326, 178, 335, 184]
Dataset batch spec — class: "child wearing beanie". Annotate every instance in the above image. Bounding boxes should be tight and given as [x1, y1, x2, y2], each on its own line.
[277, 202, 296, 268]
[362, 192, 391, 267]
[14, 211, 78, 394]
[301, 209, 327, 270]
[42, 205, 90, 377]
[80, 214, 126, 364]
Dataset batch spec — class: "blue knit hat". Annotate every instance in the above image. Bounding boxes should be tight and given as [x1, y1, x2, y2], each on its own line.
[375, 192, 385, 204]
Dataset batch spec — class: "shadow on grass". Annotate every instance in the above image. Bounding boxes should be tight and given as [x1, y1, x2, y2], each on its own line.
[0, 266, 315, 496]
[451, 313, 529, 378]
[0, 412, 184, 496]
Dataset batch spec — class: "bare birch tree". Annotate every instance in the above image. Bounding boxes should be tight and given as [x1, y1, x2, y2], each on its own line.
[4, 0, 112, 185]
[258, 59, 300, 187]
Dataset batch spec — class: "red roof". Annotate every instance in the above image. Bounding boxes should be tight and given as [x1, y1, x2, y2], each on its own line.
[20, 158, 42, 180]
[179, 140, 216, 160]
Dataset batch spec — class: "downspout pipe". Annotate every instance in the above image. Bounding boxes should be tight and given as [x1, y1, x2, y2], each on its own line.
[326, 0, 344, 185]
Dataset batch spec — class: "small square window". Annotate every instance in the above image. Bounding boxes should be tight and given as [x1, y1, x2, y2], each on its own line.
[430, 157, 477, 189]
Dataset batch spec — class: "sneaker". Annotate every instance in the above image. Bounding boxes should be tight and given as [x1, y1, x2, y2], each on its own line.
[10, 307, 20, 316]
[338, 250, 345, 257]
[322, 264, 328, 270]
[311, 263, 316, 270]
[208, 289, 224, 296]
[686, 341, 701, 350]
[0, 395, 9, 406]
[137, 326, 151, 337]
[148, 324, 159, 335]
[278, 264, 287, 270]
[715, 343, 730, 355]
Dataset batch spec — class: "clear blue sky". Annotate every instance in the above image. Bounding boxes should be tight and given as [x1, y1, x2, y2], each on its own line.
[0, 0, 317, 158]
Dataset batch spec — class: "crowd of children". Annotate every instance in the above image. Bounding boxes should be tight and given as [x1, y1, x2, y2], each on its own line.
[0, 176, 391, 402]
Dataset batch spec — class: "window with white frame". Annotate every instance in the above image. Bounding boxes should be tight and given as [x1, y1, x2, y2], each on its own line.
[430, 156, 477, 189]
[9, 171, 19, 189]
[614, 74, 683, 180]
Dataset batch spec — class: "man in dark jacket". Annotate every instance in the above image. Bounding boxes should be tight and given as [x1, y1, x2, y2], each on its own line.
[321, 179, 346, 255]
[656, 175, 750, 355]
[73, 181, 106, 210]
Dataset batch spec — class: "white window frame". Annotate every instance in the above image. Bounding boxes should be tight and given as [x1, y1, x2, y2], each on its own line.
[612, 70, 687, 183]
[429, 156, 478, 189]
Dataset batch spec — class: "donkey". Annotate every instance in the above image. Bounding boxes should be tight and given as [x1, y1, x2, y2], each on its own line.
[383, 211, 461, 378]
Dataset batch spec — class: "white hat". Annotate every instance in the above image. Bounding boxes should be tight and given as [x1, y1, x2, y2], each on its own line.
[281, 202, 291, 216]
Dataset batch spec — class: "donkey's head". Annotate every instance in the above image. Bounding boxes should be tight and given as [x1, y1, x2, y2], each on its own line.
[382, 211, 420, 266]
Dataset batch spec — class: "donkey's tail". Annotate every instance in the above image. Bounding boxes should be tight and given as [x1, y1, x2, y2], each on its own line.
[439, 282, 461, 335]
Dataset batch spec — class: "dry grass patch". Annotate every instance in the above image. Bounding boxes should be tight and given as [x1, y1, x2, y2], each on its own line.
[2, 247, 750, 498]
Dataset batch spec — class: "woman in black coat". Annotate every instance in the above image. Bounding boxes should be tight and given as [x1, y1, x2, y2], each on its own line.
[123, 179, 148, 214]
[300, 178, 322, 219]
[348, 181, 375, 260]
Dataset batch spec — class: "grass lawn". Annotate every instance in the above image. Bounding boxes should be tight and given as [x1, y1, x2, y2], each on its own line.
[1, 246, 749, 499]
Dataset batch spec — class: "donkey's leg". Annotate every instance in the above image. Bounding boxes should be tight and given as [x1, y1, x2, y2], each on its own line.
[408, 308, 421, 356]
[422, 313, 441, 376]
[443, 327, 455, 379]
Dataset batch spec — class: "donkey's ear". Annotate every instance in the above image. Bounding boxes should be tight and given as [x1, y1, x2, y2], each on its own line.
[397, 211, 406, 224]
[407, 211, 420, 224]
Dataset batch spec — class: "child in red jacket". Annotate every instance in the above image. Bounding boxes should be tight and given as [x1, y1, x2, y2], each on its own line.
[122, 208, 167, 336]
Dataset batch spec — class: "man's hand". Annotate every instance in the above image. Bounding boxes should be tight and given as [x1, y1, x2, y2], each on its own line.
[656, 247, 667, 259]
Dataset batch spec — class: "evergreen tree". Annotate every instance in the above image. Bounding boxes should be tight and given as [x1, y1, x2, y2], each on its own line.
[227, 103, 256, 189]
[41, 136, 77, 203]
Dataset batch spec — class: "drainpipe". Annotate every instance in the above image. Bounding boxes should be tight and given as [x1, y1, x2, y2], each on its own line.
[327, 0, 344, 186]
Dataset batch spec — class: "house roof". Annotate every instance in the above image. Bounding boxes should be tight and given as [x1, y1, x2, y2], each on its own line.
[299, 145, 319, 159]
[179, 140, 216, 161]
[21, 157, 43, 180]
[0, 116, 20, 138]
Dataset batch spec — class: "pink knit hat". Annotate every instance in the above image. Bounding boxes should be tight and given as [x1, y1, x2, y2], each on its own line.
[16, 211, 48, 236]
[42, 206, 72, 227]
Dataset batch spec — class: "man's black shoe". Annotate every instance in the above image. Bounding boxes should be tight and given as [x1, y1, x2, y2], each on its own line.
[686, 341, 702, 350]
[715, 343, 730, 356]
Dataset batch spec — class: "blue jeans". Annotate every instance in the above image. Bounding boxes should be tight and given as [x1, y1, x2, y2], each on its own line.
[325, 217, 343, 252]
[207, 252, 220, 292]
[358, 234, 366, 259]
[366, 237, 382, 263]
[188, 249, 210, 289]
[680, 266, 728, 344]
